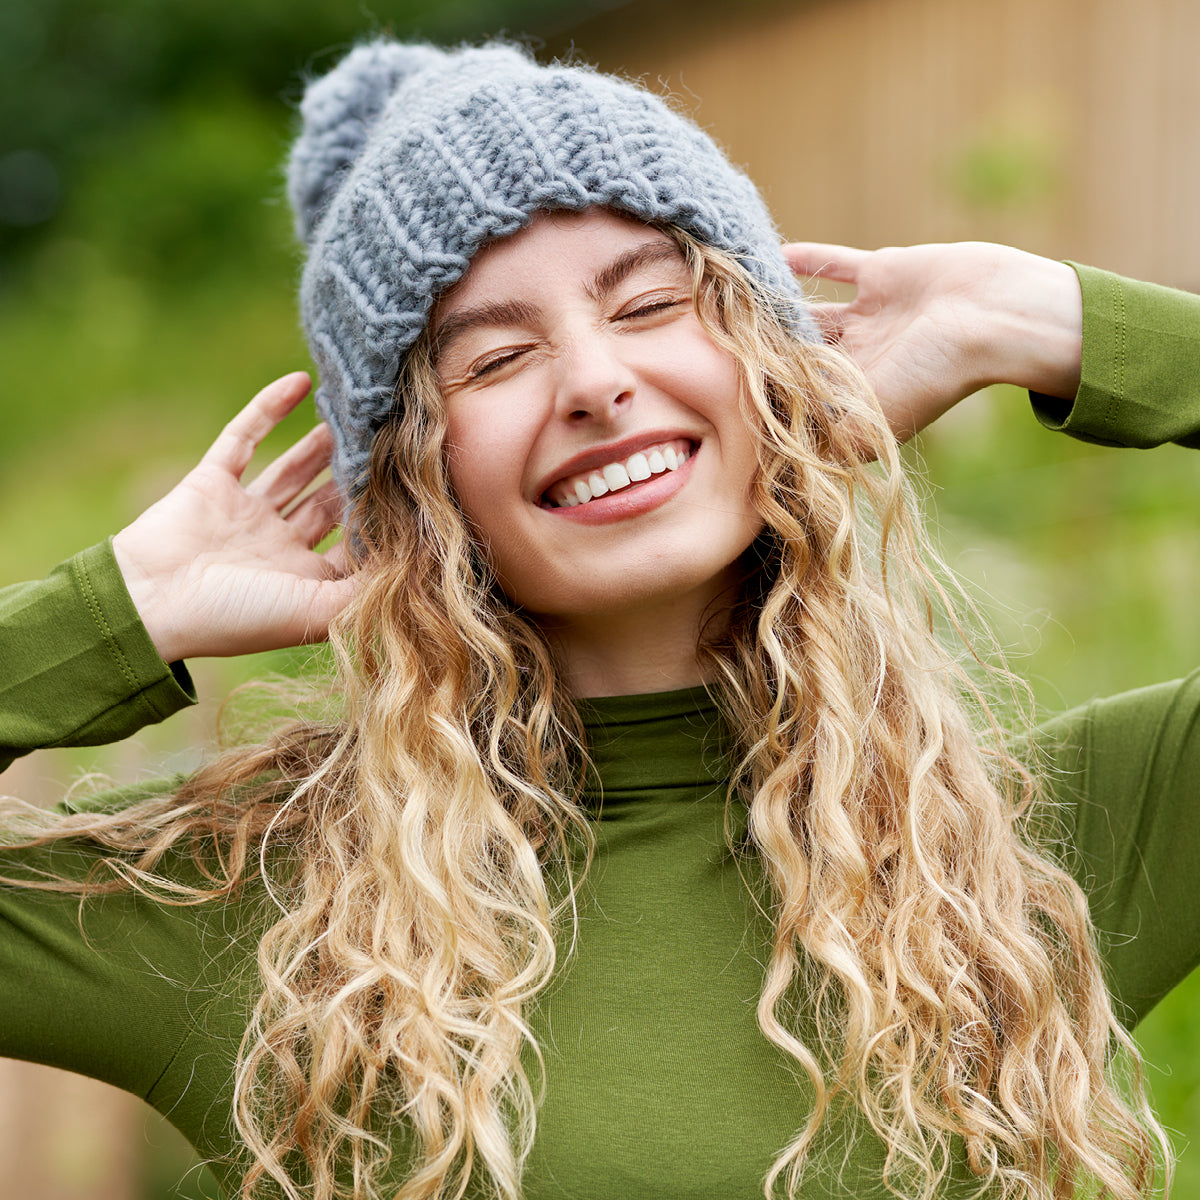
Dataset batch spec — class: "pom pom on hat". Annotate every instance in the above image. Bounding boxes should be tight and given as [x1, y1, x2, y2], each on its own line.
[290, 39, 816, 498]
[288, 42, 444, 244]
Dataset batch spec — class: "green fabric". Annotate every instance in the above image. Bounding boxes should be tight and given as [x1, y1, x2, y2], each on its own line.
[1036, 677, 1200, 1025]
[1031, 262, 1200, 448]
[4, 660, 1200, 1197]
[5, 559, 1200, 1197]
[4, 267, 1200, 1195]
[0, 538, 195, 774]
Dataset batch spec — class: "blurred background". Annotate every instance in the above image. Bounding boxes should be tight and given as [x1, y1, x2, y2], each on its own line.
[3, 0, 1200, 1195]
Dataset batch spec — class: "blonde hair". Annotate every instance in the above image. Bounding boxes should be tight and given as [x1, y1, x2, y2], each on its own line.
[0, 224, 1168, 1200]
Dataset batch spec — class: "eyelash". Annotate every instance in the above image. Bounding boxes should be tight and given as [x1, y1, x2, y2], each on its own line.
[464, 294, 686, 381]
[619, 295, 684, 320]
[468, 346, 532, 380]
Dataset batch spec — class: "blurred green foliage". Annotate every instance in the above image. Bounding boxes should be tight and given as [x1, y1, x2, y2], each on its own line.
[0, 0, 614, 272]
[2, 0, 1200, 1196]
[0, 0, 608, 567]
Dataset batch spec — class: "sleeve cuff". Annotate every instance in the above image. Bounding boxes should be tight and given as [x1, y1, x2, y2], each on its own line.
[1031, 262, 1200, 449]
[1030, 263, 1126, 444]
[70, 540, 197, 731]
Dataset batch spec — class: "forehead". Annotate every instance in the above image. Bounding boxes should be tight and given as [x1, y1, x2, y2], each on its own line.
[435, 208, 683, 316]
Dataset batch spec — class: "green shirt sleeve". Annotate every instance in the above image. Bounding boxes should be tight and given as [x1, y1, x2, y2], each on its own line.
[1031, 263, 1200, 448]
[0, 795, 265, 1177]
[0, 540, 196, 774]
[1026, 264, 1200, 1022]
[1037, 671, 1200, 1027]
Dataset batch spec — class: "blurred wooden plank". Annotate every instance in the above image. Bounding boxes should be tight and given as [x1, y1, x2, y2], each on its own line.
[0, 1059, 140, 1200]
[552, 0, 1200, 286]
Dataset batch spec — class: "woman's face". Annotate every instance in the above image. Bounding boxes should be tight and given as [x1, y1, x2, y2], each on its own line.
[434, 208, 763, 622]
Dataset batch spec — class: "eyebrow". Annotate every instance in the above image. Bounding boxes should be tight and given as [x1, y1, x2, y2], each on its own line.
[432, 299, 541, 362]
[431, 237, 686, 362]
[584, 239, 685, 303]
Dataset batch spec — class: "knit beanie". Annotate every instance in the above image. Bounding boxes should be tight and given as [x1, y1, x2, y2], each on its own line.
[289, 39, 815, 498]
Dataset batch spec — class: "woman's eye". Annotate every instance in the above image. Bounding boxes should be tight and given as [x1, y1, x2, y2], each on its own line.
[468, 347, 528, 380]
[619, 295, 685, 321]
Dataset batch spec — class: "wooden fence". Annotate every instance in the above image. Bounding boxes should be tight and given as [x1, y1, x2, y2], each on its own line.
[554, 0, 1200, 287]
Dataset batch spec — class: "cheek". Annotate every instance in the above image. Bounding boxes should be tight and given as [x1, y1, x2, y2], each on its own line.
[652, 326, 745, 425]
[674, 341, 757, 478]
[444, 444, 489, 531]
[443, 404, 529, 532]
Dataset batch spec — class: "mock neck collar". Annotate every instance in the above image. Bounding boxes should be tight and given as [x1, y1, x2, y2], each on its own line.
[575, 685, 730, 797]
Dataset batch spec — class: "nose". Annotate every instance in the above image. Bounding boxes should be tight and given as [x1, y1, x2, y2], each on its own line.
[553, 327, 637, 423]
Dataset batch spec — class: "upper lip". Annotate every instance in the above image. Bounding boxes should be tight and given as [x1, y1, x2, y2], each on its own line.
[534, 430, 699, 499]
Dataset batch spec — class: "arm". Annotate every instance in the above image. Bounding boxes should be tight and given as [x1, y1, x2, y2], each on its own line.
[786, 242, 1200, 1021]
[1036, 673, 1200, 1027]
[0, 372, 355, 772]
[0, 542, 196, 774]
[0, 778, 263, 1165]
[785, 241, 1200, 448]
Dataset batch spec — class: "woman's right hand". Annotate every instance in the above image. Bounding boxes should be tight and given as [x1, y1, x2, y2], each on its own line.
[783, 241, 1084, 439]
[111, 372, 357, 664]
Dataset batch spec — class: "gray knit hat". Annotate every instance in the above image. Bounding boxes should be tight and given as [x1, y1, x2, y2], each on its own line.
[289, 39, 815, 497]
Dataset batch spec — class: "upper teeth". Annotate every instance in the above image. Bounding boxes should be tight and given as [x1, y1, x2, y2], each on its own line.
[548, 440, 692, 508]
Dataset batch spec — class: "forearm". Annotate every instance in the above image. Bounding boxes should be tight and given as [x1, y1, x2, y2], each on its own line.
[0, 540, 194, 773]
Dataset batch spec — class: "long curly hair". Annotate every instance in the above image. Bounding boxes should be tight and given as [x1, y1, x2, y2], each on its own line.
[0, 224, 1168, 1200]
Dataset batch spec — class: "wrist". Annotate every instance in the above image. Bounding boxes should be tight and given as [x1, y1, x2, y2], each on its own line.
[110, 531, 185, 664]
[975, 249, 1083, 399]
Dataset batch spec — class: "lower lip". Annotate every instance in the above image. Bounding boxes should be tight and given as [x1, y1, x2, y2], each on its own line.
[543, 450, 697, 525]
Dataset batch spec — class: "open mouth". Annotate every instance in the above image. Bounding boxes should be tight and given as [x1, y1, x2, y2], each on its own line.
[541, 438, 695, 509]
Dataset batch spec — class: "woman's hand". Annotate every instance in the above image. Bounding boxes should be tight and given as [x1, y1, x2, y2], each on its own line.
[783, 241, 1084, 439]
[111, 372, 356, 663]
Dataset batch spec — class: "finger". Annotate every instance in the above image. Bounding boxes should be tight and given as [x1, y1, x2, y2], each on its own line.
[806, 301, 847, 344]
[200, 371, 312, 480]
[782, 242, 870, 284]
[284, 478, 344, 549]
[320, 539, 350, 579]
[247, 423, 334, 509]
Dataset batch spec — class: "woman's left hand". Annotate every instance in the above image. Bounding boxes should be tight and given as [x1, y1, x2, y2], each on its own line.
[111, 372, 356, 663]
[783, 241, 1083, 438]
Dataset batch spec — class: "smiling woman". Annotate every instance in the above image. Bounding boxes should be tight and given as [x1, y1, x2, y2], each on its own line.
[0, 34, 1192, 1200]
[433, 210, 762, 693]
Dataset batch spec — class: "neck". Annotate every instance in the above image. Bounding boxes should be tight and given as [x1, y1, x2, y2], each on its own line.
[543, 584, 734, 698]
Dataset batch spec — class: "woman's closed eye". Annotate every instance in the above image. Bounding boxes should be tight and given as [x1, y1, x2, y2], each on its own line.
[465, 343, 537, 381]
[616, 292, 688, 322]
[449, 289, 690, 385]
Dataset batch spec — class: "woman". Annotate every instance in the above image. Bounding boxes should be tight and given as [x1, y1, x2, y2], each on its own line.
[2, 38, 1198, 1200]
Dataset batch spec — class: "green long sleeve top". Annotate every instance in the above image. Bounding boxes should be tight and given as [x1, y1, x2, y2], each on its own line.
[3, 264, 1200, 1198]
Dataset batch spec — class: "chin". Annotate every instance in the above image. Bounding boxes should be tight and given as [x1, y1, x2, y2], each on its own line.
[519, 560, 747, 624]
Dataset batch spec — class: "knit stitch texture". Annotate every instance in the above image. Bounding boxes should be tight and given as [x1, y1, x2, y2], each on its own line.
[289, 39, 816, 497]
